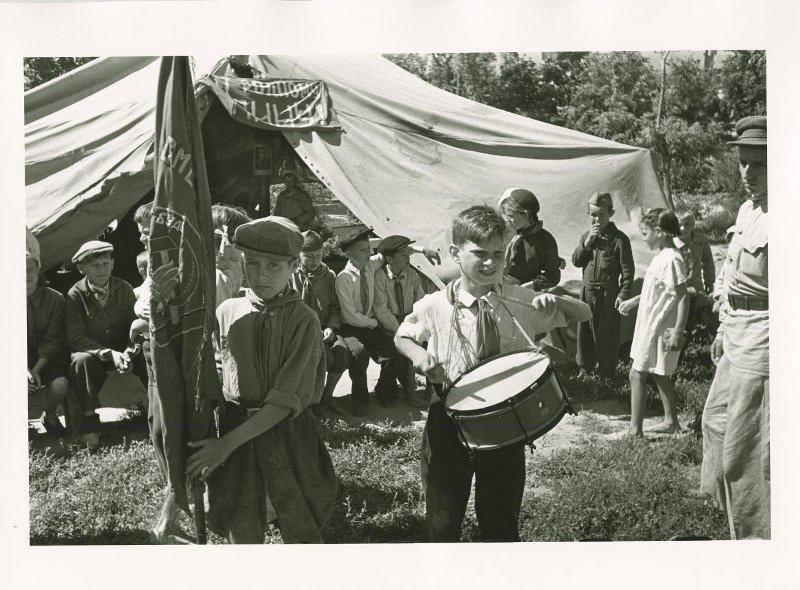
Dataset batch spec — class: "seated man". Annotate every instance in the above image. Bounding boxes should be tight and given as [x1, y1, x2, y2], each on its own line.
[65, 241, 147, 449]
[373, 235, 429, 408]
[27, 246, 69, 436]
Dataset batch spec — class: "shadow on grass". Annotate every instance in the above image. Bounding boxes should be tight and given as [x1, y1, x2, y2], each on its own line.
[323, 481, 425, 543]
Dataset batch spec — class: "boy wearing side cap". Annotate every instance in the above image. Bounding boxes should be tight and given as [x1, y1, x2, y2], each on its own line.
[335, 227, 440, 415]
[571, 191, 634, 378]
[187, 216, 336, 543]
[373, 235, 428, 408]
[290, 230, 350, 414]
[66, 241, 147, 449]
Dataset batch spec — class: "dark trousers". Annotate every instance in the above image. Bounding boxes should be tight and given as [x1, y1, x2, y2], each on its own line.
[340, 324, 402, 406]
[69, 350, 147, 418]
[576, 285, 621, 376]
[420, 401, 526, 542]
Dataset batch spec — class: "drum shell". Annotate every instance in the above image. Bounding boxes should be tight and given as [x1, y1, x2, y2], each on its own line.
[446, 366, 570, 451]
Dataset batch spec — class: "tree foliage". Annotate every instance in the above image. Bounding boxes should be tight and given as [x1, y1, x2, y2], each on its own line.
[29, 52, 767, 199]
[24, 57, 96, 91]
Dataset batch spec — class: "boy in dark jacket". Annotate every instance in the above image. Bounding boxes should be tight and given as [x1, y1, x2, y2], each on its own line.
[571, 192, 635, 377]
[66, 241, 146, 448]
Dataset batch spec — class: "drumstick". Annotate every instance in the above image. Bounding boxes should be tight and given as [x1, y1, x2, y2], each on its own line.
[495, 297, 539, 351]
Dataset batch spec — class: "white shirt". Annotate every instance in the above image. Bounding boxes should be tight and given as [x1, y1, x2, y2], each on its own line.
[335, 254, 384, 329]
[396, 282, 568, 385]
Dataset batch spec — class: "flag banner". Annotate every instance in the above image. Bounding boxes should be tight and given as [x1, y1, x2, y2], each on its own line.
[150, 56, 223, 513]
[197, 75, 340, 131]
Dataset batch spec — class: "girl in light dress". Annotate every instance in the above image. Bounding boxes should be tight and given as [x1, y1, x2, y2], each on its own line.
[618, 209, 689, 437]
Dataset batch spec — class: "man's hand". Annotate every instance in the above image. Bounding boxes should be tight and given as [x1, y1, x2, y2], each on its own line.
[711, 337, 724, 365]
[187, 437, 233, 481]
[617, 298, 638, 316]
[530, 293, 558, 314]
[110, 350, 131, 374]
[322, 328, 336, 344]
[414, 353, 445, 384]
[28, 370, 41, 394]
[584, 225, 601, 248]
[422, 248, 441, 266]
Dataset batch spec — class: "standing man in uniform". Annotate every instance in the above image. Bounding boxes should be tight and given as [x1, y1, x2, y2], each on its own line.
[701, 116, 770, 539]
[273, 170, 316, 231]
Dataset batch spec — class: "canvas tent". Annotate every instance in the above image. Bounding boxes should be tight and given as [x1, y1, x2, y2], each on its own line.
[25, 54, 667, 281]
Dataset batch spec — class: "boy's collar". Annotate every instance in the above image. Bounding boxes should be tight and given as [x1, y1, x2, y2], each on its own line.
[452, 278, 498, 308]
[86, 277, 111, 291]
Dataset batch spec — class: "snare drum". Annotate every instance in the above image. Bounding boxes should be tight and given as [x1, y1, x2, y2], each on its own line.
[443, 349, 574, 451]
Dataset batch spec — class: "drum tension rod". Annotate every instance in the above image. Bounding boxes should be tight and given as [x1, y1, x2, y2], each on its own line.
[507, 399, 536, 453]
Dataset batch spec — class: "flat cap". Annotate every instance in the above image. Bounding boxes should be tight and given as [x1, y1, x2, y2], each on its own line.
[377, 235, 415, 256]
[729, 116, 767, 146]
[588, 191, 614, 211]
[234, 216, 303, 259]
[72, 240, 114, 264]
[498, 187, 540, 215]
[301, 230, 325, 252]
[338, 226, 375, 251]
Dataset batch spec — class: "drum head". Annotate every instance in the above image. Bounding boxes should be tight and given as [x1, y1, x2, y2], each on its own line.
[445, 350, 550, 412]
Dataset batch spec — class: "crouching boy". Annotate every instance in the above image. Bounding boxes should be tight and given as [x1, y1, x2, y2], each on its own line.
[66, 241, 147, 449]
[395, 206, 591, 542]
[186, 217, 337, 544]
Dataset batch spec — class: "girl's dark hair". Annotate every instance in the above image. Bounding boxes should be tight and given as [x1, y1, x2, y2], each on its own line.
[211, 204, 252, 239]
[641, 208, 681, 237]
[452, 205, 507, 246]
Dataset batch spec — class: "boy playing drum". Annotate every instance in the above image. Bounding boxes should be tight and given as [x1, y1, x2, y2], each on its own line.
[395, 205, 591, 541]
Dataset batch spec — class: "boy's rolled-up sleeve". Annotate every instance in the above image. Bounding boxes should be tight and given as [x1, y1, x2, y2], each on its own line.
[264, 314, 326, 418]
[396, 297, 433, 346]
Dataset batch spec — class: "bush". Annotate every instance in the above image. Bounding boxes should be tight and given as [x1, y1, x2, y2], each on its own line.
[673, 191, 740, 244]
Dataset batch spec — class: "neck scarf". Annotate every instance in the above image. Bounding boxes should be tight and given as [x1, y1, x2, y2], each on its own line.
[88, 280, 110, 307]
[297, 263, 329, 313]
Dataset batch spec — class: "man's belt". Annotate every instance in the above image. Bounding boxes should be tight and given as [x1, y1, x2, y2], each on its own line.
[727, 294, 769, 311]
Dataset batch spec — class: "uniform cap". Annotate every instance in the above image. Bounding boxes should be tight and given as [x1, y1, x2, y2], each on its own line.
[377, 235, 415, 256]
[301, 230, 325, 252]
[588, 191, 614, 211]
[71, 240, 114, 264]
[728, 116, 767, 146]
[338, 226, 375, 251]
[233, 216, 303, 259]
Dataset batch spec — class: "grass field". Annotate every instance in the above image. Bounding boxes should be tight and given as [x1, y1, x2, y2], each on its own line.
[29, 332, 729, 545]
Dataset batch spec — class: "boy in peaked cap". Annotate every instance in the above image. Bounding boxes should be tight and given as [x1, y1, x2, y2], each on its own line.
[571, 191, 635, 378]
[65, 240, 147, 450]
[188, 216, 337, 543]
[701, 116, 770, 539]
[290, 230, 350, 415]
[334, 226, 440, 415]
[372, 235, 429, 407]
